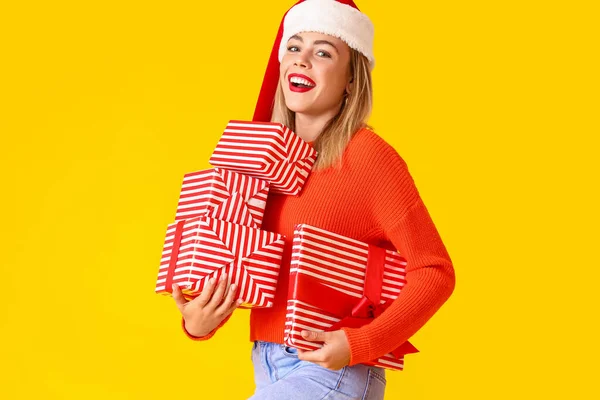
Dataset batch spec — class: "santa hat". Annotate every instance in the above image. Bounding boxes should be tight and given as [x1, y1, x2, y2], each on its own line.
[252, 0, 375, 122]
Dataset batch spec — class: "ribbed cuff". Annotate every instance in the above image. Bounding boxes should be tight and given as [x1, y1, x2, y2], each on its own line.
[181, 317, 216, 341]
[341, 326, 373, 366]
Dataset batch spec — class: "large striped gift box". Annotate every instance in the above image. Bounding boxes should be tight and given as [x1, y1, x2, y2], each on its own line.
[284, 224, 419, 371]
[155, 214, 285, 307]
[174, 167, 269, 228]
[209, 120, 317, 195]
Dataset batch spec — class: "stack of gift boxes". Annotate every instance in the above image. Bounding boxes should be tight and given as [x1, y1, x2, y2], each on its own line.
[155, 120, 418, 371]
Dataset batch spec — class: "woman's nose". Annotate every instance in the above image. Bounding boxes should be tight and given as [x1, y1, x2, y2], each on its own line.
[294, 57, 309, 68]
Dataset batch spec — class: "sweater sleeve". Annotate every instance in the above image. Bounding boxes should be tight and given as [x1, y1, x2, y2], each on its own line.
[181, 313, 232, 341]
[341, 139, 456, 366]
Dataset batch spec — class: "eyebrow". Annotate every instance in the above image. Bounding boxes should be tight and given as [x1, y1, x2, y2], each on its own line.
[289, 34, 339, 54]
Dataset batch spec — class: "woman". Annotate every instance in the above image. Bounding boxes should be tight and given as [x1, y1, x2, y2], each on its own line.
[172, 1, 456, 399]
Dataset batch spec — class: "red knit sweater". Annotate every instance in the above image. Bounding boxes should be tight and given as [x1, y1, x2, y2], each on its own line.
[183, 127, 456, 366]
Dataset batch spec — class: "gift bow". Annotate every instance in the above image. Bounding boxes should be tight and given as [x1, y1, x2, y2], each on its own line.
[291, 244, 419, 358]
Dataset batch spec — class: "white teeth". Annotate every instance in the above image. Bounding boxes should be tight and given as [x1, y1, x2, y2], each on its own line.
[290, 76, 315, 87]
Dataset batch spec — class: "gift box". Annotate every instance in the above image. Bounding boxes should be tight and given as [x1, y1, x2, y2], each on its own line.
[284, 224, 419, 371]
[155, 212, 285, 307]
[174, 167, 269, 229]
[209, 120, 317, 195]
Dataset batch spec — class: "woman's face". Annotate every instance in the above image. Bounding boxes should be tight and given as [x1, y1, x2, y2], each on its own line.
[279, 32, 352, 117]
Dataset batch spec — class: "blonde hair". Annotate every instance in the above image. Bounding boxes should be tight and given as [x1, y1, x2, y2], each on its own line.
[271, 48, 373, 171]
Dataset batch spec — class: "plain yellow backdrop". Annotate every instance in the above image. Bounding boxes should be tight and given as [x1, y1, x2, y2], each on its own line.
[1, 1, 598, 399]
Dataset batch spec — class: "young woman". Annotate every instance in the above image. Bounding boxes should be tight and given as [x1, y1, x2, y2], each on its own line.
[172, 1, 456, 399]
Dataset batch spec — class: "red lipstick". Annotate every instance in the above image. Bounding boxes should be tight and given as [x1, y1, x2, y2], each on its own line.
[288, 73, 316, 93]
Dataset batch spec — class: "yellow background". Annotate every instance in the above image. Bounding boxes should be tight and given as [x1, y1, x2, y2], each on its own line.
[1, 1, 598, 399]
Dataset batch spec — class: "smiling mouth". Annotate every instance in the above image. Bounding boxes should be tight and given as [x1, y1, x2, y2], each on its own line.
[290, 79, 315, 88]
[288, 74, 316, 93]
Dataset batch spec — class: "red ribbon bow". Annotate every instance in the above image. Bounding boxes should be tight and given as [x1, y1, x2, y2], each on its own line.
[290, 244, 419, 359]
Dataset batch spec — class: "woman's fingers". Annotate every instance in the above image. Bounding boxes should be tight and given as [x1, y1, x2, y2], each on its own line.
[208, 273, 229, 309]
[185, 273, 241, 316]
[171, 284, 188, 312]
[191, 276, 217, 308]
[224, 298, 243, 317]
[216, 282, 241, 316]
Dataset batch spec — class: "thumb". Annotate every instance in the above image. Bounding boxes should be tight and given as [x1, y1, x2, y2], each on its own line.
[301, 330, 328, 342]
[171, 283, 188, 311]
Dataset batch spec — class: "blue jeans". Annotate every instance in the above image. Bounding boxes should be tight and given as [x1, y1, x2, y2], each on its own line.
[248, 341, 387, 400]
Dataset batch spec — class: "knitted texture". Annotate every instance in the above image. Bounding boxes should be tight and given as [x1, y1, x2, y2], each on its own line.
[184, 127, 455, 366]
[278, 0, 375, 68]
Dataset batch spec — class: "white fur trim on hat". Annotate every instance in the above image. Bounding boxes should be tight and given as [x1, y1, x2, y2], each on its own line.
[278, 0, 375, 68]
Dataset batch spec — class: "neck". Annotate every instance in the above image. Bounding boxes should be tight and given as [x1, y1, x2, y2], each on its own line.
[294, 107, 339, 142]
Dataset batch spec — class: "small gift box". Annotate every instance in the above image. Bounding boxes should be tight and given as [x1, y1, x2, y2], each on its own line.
[209, 120, 317, 195]
[174, 167, 269, 229]
[284, 224, 419, 371]
[155, 209, 285, 307]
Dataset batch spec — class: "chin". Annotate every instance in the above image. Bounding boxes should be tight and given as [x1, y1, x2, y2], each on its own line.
[287, 105, 312, 114]
[282, 88, 315, 112]
[284, 99, 314, 114]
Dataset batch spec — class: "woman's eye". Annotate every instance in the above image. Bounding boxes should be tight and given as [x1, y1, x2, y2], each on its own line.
[288, 46, 299, 52]
[317, 50, 331, 58]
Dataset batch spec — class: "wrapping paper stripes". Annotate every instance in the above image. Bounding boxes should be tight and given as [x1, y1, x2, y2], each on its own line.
[284, 224, 418, 371]
[155, 215, 285, 308]
[175, 167, 269, 228]
[209, 120, 317, 195]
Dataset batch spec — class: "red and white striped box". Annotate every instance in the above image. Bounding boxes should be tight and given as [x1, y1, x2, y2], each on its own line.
[284, 224, 419, 371]
[174, 167, 269, 229]
[209, 120, 317, 195]
[155, 215, 285, 307]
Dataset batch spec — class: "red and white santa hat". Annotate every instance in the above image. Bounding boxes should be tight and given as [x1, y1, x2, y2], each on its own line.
[252, 0, 374, 122]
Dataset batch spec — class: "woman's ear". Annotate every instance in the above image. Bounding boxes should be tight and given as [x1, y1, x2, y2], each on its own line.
[346, 77, 354, 95]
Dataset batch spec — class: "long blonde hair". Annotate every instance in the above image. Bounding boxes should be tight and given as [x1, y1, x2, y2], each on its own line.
[271, 48, 373, 171]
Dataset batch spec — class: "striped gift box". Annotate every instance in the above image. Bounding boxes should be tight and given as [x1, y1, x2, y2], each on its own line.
[175, 168, 269, 228]
[285, 224, 419, 371]
[155, 214, 285, 308]
[209, 120, 317, 195]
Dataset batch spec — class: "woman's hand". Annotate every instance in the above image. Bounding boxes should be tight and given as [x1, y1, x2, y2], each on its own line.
[171, 273, 242, 337]
[297, 330, 352, 370]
